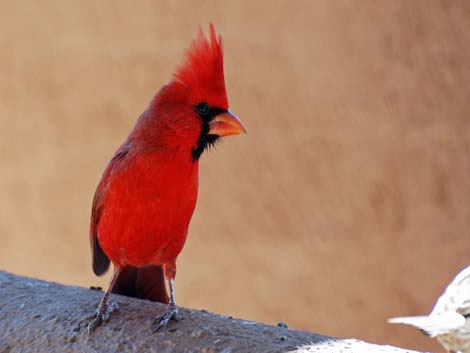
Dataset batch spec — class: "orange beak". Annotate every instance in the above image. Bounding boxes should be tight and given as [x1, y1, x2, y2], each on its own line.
[209, 110, 246, 136]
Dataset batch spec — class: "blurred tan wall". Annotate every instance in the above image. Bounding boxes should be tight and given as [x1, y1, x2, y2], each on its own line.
[1, 1, 469, 352]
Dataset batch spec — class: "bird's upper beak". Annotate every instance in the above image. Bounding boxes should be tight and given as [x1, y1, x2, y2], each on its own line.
[209, 110, 246, 136]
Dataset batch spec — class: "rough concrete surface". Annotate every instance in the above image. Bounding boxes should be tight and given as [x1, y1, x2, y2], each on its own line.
[0, 272, 422, 353]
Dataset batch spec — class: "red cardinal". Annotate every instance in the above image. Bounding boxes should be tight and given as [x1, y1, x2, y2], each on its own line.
[86, 24, 245, 332]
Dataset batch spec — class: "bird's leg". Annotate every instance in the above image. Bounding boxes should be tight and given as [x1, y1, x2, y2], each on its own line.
[78, 267, 121, 333]
[153, 260, 181, 331]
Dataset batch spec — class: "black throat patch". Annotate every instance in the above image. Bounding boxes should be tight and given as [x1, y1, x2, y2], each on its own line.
[192, 104, 226, 161]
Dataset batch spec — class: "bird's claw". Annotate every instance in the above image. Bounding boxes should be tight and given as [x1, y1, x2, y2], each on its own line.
[76, 302, 119, 334]
[87, 314, 103, 334]
[153, 304, 181, 331]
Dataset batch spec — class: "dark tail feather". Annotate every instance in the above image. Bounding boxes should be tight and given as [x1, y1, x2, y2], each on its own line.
[112, 265, 169, 304]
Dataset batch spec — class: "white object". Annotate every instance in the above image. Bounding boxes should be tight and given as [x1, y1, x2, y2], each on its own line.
[388, 265, 470, 353]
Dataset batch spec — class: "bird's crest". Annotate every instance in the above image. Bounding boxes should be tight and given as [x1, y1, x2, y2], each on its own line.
[173, 24, 228, 109]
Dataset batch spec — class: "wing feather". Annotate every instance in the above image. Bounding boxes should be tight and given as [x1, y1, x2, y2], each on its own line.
[388, 312, 465, 336]
[90, 141, 132, 276]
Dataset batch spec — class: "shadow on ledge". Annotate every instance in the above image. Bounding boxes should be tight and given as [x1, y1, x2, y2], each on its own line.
[0, 271, 422, 353]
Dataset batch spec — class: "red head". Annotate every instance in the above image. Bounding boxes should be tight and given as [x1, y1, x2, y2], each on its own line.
[138, 24, 245, 161]
[174, 23, 228, 110]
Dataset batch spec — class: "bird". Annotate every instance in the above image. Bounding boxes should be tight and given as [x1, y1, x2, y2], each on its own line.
[83, 24, 246, 333]
[388, 265, 470, 353]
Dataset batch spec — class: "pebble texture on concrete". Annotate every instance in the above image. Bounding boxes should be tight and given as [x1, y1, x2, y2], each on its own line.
[0, 271, 424, 353]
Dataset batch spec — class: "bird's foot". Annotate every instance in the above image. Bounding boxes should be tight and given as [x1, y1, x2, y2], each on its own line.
[153, 303, 181, 331]
[76, 302, 119, 334]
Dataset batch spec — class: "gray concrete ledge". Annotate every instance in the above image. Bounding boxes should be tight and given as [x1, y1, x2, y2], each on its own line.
[0, 271, 424, 353]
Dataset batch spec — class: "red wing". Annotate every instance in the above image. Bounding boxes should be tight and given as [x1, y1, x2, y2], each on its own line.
[90, 141, 131, 276]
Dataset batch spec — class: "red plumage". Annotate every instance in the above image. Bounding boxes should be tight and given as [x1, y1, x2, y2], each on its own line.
[174, 24, 228, 109]
[85, 24, 245, 332]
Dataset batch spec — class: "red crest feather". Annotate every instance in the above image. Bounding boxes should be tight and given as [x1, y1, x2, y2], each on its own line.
[173, 24, 228, 109]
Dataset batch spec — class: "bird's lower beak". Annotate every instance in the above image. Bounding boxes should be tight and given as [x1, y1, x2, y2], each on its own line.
[209, 110, 246, 136]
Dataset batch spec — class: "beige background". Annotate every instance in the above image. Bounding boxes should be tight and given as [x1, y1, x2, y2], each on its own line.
[1, 1, 469, 352]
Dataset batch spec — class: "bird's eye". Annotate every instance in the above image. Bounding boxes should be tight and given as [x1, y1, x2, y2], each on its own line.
[196, 102, 210, 116]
